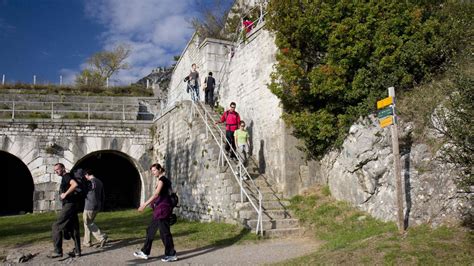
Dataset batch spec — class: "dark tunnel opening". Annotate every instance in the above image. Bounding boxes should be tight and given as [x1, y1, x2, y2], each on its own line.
[0, 151, 34, 216]
[73, 151, 141, 211]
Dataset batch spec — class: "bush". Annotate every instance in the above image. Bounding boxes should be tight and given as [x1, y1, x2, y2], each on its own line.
[266, 1, 472, 159]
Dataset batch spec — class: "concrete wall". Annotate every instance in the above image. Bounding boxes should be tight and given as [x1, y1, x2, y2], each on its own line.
[165, 25, 321, 198]
[152, 101, 241, 223]
[0, 121, 153, 212]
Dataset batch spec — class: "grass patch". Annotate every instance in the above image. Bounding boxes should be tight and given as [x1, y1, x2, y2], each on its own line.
[0, 83, 153, 97]
[0, 209, 258, 252]
[277, 186, 473, 265]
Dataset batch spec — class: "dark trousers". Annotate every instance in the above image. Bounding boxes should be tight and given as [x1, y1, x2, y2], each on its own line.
[225, 130, 236, 158]
[205, 88, 214, 107]
[52, 202, 81, 254]
[141, 217, 175, 257]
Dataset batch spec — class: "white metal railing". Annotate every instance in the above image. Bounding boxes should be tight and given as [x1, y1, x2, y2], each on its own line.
[188, 96, 263, 236]
[0, 100, 155, 121]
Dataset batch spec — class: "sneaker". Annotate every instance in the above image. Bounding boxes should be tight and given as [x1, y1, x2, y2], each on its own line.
[99, 236, 108, 248]
[83, 243, 91, 248]
[47, 252, 63, 258]
[67, 248, 81, 257]
[133, 251, 148, 260]
[161, 255, 178, 262]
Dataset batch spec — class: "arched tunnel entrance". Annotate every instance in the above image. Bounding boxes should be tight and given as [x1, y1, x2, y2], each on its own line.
[73, 151, 142, 211]
[0, 151, 34, 216]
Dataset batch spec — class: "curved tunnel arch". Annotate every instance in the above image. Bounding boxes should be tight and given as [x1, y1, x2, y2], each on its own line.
[0, 151, 34, 216]
[72, 150, 142, 211]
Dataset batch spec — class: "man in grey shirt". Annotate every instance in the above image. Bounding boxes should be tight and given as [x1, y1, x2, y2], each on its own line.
[82, 169, 108, 248]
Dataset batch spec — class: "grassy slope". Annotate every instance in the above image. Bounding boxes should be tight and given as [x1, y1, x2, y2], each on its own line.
[0, 209, 258, 256]
[277, 186, 473, 265]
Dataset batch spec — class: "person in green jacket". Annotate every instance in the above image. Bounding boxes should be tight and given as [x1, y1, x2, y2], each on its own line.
[234, 120, 250, 165]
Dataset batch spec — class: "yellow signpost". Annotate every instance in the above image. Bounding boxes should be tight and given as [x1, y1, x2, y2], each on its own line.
[377, 96, 393, 109]
[377, 88, 404, 234]
[379, 115, 393, 128]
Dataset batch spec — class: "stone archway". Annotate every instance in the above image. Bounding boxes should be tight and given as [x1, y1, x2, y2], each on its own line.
[0, 151, 34, 215]
[72, 150, 142, 211]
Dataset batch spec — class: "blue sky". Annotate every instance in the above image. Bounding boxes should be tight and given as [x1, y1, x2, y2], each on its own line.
[0, 0, 232, 85]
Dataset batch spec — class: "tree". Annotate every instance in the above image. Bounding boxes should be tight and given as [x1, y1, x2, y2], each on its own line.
[190, 0, 239, 41]
[266, 1, 470, 159]
[76, 44, 131, 87]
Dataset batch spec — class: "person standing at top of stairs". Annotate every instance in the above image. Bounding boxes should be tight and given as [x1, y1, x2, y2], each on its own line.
[215, 102, 240, 160]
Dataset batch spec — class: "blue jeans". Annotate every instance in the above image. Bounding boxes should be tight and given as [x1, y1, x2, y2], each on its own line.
[191, 84, 199, 102]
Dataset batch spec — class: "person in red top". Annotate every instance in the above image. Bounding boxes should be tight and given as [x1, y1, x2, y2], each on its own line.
[216, 102, 240, 159]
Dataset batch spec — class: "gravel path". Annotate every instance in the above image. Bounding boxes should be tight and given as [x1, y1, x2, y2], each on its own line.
[8, 237, 321, 265]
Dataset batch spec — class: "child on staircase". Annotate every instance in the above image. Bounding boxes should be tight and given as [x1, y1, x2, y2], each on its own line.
[234, 120, 250, 166]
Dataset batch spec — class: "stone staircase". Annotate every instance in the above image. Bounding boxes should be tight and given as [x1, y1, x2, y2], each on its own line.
[196, 103, 302, 238]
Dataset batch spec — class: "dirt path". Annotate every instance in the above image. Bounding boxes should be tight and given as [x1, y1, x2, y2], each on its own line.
[6, 237, 321, 265]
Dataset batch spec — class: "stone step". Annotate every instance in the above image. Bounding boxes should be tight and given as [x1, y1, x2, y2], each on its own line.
[239, 209, 292, 220]
[263, 228, 303, 238]
[237, 200, 290, 211]
[248, 191, 284, 202]
[246, 218, 300, 230]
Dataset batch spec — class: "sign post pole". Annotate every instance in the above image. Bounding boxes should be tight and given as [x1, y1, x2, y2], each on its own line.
[388, 87, 404, 233]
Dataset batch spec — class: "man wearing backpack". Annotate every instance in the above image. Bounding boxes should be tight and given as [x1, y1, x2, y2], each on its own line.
[82, 169, 108, 248]
[203, 72, 216, 108]
[49, 163, 81, 258]
[215, 102, 240, 160]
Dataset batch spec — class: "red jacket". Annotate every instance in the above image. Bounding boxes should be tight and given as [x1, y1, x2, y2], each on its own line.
[220, 110, 240, 131]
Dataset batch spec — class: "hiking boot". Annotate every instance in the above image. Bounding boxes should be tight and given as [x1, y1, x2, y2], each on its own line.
[99, 236, 108, 248]
[47, 252, 63, 258]
[67, 249, 81, 257]
[161, 255, 178, 262]
[133, 251, 148, 260]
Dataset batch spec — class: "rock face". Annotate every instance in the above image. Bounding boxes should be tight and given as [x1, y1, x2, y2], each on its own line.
[319, 115, 473, 227]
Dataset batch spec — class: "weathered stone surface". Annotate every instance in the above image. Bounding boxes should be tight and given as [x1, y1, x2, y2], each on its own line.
[320, 115, 472, 226]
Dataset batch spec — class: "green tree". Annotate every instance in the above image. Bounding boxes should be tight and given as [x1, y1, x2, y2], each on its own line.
[266, 1, 470, 159]
[76, 44, 131, 87]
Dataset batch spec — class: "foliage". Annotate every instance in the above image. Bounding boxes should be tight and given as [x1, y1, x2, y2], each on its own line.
[266, 1, 471, 159]
[190, 0, 235, 41]
[277, 187, 474, 265]
[76, 44, 131, 87]
[432, 73, 474, 189]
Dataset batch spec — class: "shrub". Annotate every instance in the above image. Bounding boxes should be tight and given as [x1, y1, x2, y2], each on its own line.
[266, 1, 472, 159]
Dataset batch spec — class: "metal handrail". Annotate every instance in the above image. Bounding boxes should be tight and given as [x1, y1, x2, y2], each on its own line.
[189, 99, 263, 235]
[0, 100, 154, 121]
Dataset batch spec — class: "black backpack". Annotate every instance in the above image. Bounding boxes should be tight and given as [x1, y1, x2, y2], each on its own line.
[170, 192, 179, 208]
[73, 168, 88, 200]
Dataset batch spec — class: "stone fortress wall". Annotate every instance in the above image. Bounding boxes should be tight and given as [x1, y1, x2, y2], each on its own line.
[162, 20, 471, 226]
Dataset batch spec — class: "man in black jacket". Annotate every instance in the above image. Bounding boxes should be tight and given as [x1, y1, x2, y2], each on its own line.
[48, 163, 81, 258]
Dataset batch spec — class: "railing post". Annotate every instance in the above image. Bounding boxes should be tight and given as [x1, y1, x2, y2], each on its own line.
[2, 74, 5, 85]
[240, 165, 243, 203]
[205, 113, 208, 140]
[11, 101, 15, 120]
[88, 103, 91, 121]
[51, 102, 54, 120]
[122, 104, 125, 120]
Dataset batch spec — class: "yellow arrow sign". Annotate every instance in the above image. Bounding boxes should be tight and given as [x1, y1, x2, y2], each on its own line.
[377, 96, 393, 109]
[380, 115, 393, 128]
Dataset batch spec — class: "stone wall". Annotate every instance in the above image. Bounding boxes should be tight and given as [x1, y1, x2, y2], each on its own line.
[166, 34, 232, 108]
[219, 24, 320, 196]
[152, 101, 241, 223]
[0, 121, 153, 212]
[319, 116, 472, 226]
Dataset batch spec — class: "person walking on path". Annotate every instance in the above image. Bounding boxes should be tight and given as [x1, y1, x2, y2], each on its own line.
[216, 102, 240, 160]
[82, 168, 108, 248]
[203, 72, 216, 108]
[48, 163, 81, 258]
[133, 163, 177, 262]
[187, 63, 200, 102]
[234, 120, 250, 165]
